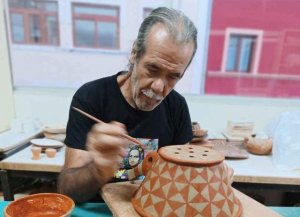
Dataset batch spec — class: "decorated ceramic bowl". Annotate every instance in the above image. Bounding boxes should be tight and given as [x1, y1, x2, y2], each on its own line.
[4, 193, 74, 217]
[131, 145, 243, 217]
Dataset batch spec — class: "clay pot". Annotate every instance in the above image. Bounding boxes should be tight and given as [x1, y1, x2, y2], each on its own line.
[4, 193, 74, 217]
[131, 145, 243, 217]
[244, 137, 272, 155]
[46, 148, 57, 158]
[31, 146, 42, 160]
[192, 122, 208, 137]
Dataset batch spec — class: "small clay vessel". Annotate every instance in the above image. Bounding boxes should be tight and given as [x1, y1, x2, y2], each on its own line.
[192, 122, 208, 137]
[31, 146, 42, 160]
[244, 137, 272, 155]
[45, 148, 57, 158]
[130, 145, 243, 217]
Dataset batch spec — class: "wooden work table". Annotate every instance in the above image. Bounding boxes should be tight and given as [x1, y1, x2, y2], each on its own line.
[1, 141, 300, 203]
[0, 145, 65, 201]
[225, 153, 300, 185]
[1, 145, 65, 172]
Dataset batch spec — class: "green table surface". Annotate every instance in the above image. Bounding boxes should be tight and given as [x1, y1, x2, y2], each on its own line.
[0, 201, 299, 217]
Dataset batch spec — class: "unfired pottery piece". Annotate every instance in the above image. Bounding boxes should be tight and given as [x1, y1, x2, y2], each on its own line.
[45, 148, 57, 158]
[244, 137, 272, 155]
[31, 146, 42, 160]
[131, 145, 243, 217]
[4, 193, 74, 217]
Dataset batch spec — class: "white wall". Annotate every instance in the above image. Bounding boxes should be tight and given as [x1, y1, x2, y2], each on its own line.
[185, 95, 300, 133]
[13, 87, 300, 133]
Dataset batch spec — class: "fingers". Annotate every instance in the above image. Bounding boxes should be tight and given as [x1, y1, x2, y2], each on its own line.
[86, 121, 130, 182]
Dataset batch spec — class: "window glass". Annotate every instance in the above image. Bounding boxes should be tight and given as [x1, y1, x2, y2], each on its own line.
[73, 3, 119, 49]
[75, 20, 95, 47]
[44, 2, 57, 12]
[8, 0, 59, 45]
[97, 22, 117, 47]
[239, 36, 255, 72]
[29, 15, 42, 43]
[74, 6, 117, 16]
[226, 36, 238, 71]
[46, 16, 59, 45]
[11, 13, 24, 42]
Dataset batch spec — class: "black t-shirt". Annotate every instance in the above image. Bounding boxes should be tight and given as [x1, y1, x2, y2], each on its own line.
[65, 72, 193, 149]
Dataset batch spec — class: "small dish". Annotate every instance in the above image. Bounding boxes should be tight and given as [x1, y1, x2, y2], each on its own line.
[43, 125, 66, 134]
[4, 193, 74, 217]
[30, 138, 64, 148]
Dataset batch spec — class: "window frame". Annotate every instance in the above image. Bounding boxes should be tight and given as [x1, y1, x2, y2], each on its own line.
[8, 0, 60, 46]
[221, 28, 263, 74]
[72, 2, 120, 50]
[143, 7, 153, 19]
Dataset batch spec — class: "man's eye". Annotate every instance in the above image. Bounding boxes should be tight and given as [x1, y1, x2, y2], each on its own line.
[169, 75, 180, 80]
[147, 67, 159, 74]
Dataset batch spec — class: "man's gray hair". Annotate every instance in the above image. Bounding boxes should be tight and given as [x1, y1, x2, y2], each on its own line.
[129, 7, 197, 71]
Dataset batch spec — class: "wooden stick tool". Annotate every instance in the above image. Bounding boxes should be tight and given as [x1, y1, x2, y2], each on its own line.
[72, 107, 145, 148]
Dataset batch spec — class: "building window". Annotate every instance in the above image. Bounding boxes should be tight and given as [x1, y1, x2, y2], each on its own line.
[143, 7, 153, 19]
[72, 3, 120, 49]
[226, 34, 256, 72]
[8, 0, 59, 45]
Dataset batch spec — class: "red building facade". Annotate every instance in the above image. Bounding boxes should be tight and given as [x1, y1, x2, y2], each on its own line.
[206, 0, 300, 98]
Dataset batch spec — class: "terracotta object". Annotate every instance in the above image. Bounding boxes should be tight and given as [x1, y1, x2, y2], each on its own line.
[131, 145, 243, 217]
[244, 137, 272, 155]
[192, 122, 208, 137]
[46, 148, 57, 158]
[4, 193, 74, 217]
[31, 146, 42, 160]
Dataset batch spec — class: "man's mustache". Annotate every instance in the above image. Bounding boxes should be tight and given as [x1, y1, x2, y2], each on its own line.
[142, 89, 163, 100]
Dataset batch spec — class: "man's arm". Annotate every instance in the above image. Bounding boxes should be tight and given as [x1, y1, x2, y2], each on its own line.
[57, 147, 105, 202]
[57, 122, 129, 203]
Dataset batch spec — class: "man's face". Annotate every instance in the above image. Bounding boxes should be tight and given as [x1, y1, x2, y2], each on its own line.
[129, 23, 194, 111]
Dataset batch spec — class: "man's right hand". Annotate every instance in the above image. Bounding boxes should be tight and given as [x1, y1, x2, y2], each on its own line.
[86, 121, 129, 184]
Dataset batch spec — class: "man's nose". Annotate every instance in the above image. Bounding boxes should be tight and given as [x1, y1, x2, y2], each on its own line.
[151, 78, 165, 93]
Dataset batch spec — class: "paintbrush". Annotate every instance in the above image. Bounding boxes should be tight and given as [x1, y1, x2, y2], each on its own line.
[72, 107, 145, 148]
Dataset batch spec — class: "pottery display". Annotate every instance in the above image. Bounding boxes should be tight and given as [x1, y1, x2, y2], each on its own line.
[131, 145, 243, 217]
[4, 193, 74, 217]
[244, 136, 272, 155]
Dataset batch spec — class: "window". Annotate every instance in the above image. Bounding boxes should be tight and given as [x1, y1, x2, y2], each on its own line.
[72, 3, 120, 49]
[226, 34, 256, 72]
[8, 0, 59, 45]
[143, 7, 153, 19]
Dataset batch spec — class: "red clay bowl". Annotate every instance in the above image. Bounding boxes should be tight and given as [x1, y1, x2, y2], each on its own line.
[4, 193, 74, 217]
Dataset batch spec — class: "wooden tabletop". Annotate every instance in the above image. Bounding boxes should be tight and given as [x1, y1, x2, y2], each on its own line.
[101, 181, 282, 217]
[0, 145, 65, 172]
[225, 153, 300, 185]
[1, 139, 300, 185]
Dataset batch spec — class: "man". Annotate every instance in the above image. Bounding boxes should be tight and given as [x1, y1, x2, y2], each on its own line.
[58, 7, 197, 202]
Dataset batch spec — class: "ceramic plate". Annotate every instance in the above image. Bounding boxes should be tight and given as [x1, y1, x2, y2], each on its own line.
[43, 124, 66, 134]
[30, 138, 64, 147]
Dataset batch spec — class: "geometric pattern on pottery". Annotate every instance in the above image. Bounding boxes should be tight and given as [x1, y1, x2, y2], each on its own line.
[132, 158, 243, 217]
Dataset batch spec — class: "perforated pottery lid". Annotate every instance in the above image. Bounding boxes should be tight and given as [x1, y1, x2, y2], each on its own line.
[159, 144, 225, 166]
